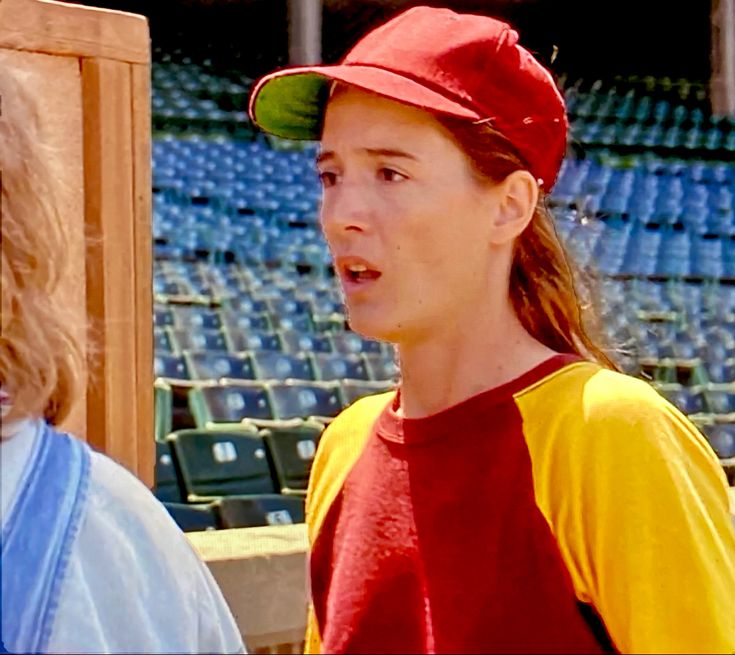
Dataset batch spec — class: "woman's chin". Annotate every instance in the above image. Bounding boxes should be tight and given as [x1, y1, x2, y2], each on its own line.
[345, 311, 395, 343]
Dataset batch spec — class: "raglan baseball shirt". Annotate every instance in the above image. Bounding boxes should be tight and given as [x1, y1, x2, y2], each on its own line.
[304, 354, 735, 654]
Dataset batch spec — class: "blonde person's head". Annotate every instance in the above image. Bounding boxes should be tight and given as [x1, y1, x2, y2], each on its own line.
[0, 66, 85, 427]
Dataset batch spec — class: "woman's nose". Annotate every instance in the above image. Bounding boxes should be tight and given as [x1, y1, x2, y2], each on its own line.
[319, 182, 372, 240]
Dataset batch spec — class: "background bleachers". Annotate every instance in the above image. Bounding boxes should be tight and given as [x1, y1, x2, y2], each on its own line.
[148, 51, 735, 532]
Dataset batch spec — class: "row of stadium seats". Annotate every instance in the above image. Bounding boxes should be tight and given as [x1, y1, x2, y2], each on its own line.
[155, 349, 399, 384]
[150, 60, 734, 156]
[155, 377, 394, 438]
[150, 136, 735, 278]
[156, 421, 322, 500]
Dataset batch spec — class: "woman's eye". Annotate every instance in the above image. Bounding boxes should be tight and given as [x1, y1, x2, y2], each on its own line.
[378, 168, 406, 183]
[318, 171, 338, 187]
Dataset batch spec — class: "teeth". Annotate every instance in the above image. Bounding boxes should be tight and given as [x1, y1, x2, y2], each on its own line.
[347, 264, 368, 273]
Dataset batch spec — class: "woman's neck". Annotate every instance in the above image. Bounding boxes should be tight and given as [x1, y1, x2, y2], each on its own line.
[395, 301, 557, 419]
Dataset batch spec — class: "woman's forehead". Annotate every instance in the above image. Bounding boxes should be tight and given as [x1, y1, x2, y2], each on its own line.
[321, 88, 455, 152]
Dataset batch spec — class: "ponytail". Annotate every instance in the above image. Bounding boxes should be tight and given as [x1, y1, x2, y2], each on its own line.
[436, 115, 618, 370]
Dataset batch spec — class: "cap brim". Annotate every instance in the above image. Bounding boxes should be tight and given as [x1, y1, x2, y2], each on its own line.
[248, 64, 481, 141]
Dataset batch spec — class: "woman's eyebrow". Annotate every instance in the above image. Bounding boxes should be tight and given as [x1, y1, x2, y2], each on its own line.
[316, 148, 418, 166]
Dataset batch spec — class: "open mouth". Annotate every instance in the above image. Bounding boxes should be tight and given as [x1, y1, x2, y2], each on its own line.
[344, 263, 382, 283]
[336, 257, 383, 289]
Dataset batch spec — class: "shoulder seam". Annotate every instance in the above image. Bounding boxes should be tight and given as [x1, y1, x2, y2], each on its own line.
[513, 361, 598, 400]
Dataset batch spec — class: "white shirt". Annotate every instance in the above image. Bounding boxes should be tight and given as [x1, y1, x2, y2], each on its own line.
[1, 418, 246, 654]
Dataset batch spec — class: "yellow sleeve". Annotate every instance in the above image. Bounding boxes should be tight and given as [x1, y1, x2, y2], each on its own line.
[538, 370, 735, 653]
[302, 392, 395, 655]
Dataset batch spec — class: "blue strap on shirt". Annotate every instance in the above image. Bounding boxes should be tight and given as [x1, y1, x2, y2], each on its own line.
[1, 423, 91, 653]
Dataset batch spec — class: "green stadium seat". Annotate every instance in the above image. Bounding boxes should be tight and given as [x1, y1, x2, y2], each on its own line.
[167, 427, 277, 501]
[214, 494, 305, 528]
[259, 420, 323, 493]
[162, 502, 218, 532]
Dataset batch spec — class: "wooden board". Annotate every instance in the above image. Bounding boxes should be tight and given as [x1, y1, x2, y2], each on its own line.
[1, 0, 153, 485]
[0, 0, 150, 64]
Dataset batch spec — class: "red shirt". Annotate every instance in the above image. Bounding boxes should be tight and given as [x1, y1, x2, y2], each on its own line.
[310, 355, 614, 654]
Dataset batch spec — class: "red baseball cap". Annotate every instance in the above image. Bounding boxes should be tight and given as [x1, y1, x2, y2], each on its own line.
[248, 6, 568, 189]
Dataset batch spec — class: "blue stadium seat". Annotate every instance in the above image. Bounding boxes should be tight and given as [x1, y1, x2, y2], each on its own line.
[279, 329, 334, 354]
[268, 381, 344, 422]
[185, 351, 255, 381]
[341, 379, 396, 406]
[228, 330, 283, 353]
[700, 423, 735, 460]
[363, 353, 401, 382]
[154, 306, 175, 327]
[250, 351, 315, 381]
[154, 327, 175, 354]
[192, 382, 274, 426]
[154, 354, 190, 380]
[171, 305, 223, 329]
[311, 353, 370, 381]
[655, 384, 706, 416]
[703, 388, 735, 417]
[170, 327, 229, 353]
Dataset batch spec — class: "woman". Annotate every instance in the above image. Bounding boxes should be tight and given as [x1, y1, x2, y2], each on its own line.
[249, 6, 735, 654]
[0, 65, 244, 654]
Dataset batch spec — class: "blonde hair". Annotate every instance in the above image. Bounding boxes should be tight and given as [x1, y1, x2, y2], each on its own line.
[0, 66, 85, 425]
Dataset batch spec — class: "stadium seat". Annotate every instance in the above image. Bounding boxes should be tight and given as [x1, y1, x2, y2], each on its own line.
[154, 306, 175, 327]
[271, 313, 315, 333]
[154, 379, 174, 441]
[311, 353, 370, 381]
[279, 329, 334, 354]
[153, 440, 183, 503]
[330, 332, 371, 355]
[268, 380, 344, 423]
[363, 353, 401, 382]
[703, 387, 735, 418]
[655, 383, 707, 416]
[154, 353, 190, 381]
[170, 327, 229, 353]
[341, 379, 396, 406]
[260, 420, 323, 492]
[167, 427, 277, 500]
[229, 330, 283, 353]
[214, 494, 305, 528]
[171, 305, 223, 329]
[700, 423, 735, 460]
[250, 350, 315, 381]
[154, 327, 175, 354]
[162, 502, 218, 532]
[185, 350, 256, 381]
[705, 359, 735, 384]
[222, 311, 273, 335]
[190, 381, 275, 426]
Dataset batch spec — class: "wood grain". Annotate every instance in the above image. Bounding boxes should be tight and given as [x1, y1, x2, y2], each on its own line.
[0, 0, 150, 64]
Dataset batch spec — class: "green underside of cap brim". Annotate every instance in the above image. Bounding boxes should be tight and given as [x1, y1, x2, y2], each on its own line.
[252, 73, 331, 141]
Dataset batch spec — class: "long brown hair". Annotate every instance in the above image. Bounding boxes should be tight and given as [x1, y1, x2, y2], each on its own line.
[436, 115, 619, 370]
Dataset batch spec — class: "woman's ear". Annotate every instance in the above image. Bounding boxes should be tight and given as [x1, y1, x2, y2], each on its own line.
[487, 169, 539, 245]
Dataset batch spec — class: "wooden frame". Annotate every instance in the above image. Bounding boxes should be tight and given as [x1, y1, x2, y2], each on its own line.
[0, 0, 154, 485]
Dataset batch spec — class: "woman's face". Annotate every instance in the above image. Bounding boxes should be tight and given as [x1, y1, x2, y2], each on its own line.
[318, 87, 509, 345]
